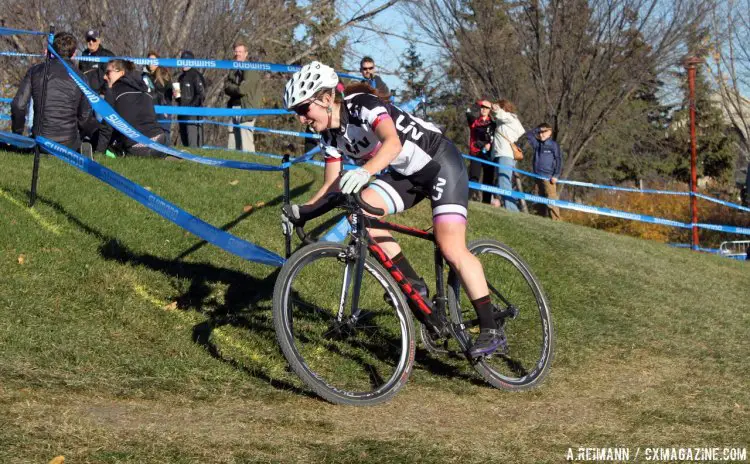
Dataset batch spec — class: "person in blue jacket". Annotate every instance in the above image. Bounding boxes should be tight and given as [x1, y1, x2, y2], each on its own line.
[526, 123, 563, 220]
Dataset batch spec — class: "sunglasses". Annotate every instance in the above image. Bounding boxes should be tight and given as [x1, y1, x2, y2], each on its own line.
[361, 66, 374, 71]
[481, 105, 491, 110]
[293, 101, 313, 116]
[86, 38, 98, 43]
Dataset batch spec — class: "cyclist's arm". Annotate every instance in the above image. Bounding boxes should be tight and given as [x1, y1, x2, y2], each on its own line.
[305, 158, 342, 207]
[359, 118, 402, 175]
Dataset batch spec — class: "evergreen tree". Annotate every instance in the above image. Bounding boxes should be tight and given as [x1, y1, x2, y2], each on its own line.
[399, 41, 431, 104]
[668, 64, 739, 185]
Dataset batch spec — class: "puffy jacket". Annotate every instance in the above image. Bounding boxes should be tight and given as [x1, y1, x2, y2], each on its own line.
[491, 107, 525, 159]
[79, 46, 115, 94]
[96, 71, 163, 152]
[11, 58, 95, 150]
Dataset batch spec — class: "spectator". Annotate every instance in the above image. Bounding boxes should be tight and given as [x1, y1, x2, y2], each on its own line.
[142, 51, 173, 138]
[175, 50, 206, 148]
[96, 60, 167, 157]
[526, 123, 563, 220]
[224, 39, 262, 152]
[78, 29, 115, 95]
[360, 56, 391, 100]
[465, 99, 496, 203]
[11, 31, 96, 151]
[490, 100, 525, 211]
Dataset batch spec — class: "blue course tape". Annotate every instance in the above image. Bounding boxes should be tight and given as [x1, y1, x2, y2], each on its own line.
[155, 106, 292, 117]
[0, 97, 12, 103]
[74, 55, 364, 80]
[471, 181, 750, 235]
[0, 27, 47, 36]
[37, 136, 284, 267]
[462, 153, 750, 213]
[200, 145, 353, 171]
[397, 96, 424, 113]
[0, 114, 9, 120]
[163, 119, 320, 139]
[47, 44, 314, 171]
[694, 193, 750, 213]
[0, 130, 36, 148]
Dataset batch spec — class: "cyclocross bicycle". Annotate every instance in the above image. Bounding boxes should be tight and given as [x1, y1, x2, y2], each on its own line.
[273, 192, 553, 406]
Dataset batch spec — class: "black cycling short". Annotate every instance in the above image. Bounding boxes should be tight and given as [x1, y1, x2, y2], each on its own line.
[366, 137, 469, 223]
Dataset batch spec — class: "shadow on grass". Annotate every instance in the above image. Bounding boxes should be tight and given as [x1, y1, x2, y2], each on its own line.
[174, 181, 314, 260]
[18, 189, 491, 397]
[23, 191, 318, 397]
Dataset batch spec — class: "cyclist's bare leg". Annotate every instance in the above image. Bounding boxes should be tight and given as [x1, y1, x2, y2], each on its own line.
[434, 219, 503, 352]
[360, 187, 402, 258]
[433, 220, 489, 300]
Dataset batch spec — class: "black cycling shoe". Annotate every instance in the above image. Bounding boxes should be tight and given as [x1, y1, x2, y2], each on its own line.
[469, 327, 508, 358]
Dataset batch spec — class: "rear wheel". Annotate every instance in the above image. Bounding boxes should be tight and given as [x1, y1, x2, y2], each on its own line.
[273, 242, 416, 405]
[448, 239, 554, 391]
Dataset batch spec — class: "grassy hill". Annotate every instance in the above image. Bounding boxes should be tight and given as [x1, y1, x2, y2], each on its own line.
[1, 148, 748, 463]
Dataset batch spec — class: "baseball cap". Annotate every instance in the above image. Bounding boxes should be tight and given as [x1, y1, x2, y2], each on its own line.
[85, 29, 100, 41]
[180, 50, 195, 60]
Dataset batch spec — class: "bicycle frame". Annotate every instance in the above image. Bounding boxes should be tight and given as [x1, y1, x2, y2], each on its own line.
[347, 211, 449, 320]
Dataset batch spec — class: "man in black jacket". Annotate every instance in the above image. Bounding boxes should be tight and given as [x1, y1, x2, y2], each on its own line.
[11, 32, 96, 151]
[360, 56, 391, 100]
[176, 50, 206, 148]
[78, 29, 115, 95]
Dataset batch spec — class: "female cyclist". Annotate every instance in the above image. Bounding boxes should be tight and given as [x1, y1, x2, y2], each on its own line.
[281, 62, 501, 357]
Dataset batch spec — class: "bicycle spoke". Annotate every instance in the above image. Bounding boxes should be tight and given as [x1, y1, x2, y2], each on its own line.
[273, 243, 415, 405]
[449, 240, 553, 391]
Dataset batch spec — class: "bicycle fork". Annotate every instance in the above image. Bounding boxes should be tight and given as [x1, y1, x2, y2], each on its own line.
[336, 213, 369, 324]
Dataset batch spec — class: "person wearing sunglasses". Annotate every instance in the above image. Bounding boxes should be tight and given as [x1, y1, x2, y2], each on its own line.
[95, 60, 167, 158]
[78, 29, 115, 95]
[465, 100, 496, 203]
[280, 61, 506, 357]
[359, 56, 391, 100]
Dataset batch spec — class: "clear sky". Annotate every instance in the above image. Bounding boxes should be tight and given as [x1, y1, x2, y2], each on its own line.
[337, 1, 440, 96]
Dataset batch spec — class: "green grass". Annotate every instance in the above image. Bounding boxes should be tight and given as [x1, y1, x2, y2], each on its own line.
[1, 148, 748, 463]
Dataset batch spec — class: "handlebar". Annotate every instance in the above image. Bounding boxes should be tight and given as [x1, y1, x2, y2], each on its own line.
[291, 191, 385, 244]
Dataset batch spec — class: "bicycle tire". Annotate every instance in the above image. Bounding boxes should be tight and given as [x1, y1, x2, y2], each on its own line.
[273, 242, 416, 406]
[448, 239, 554, 391]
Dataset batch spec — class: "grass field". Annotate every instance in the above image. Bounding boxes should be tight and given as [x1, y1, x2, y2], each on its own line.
[1, 148, 748, 463]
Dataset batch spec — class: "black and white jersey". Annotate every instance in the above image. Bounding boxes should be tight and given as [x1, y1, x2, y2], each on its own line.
[320, 93, 444, 176]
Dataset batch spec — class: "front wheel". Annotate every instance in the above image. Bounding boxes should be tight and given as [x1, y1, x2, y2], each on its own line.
[273, 242, 416, 406]
[448, 239, 554, 391]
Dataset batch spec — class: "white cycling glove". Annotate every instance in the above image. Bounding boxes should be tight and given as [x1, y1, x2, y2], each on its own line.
[339, 167, 371, 195]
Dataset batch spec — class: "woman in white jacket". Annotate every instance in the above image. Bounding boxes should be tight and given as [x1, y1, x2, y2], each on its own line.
[490, 100, 525, 211]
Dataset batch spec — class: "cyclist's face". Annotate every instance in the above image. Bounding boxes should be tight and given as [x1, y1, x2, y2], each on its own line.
[296, 95, 332, 131]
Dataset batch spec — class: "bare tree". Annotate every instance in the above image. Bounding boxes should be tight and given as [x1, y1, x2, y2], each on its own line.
[405, 0, 712, 180]
[1, 0, 401, 146]
[708, 0, 750, 177]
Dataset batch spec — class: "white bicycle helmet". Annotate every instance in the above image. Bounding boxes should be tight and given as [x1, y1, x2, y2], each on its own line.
[283, 61, 339, 109]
